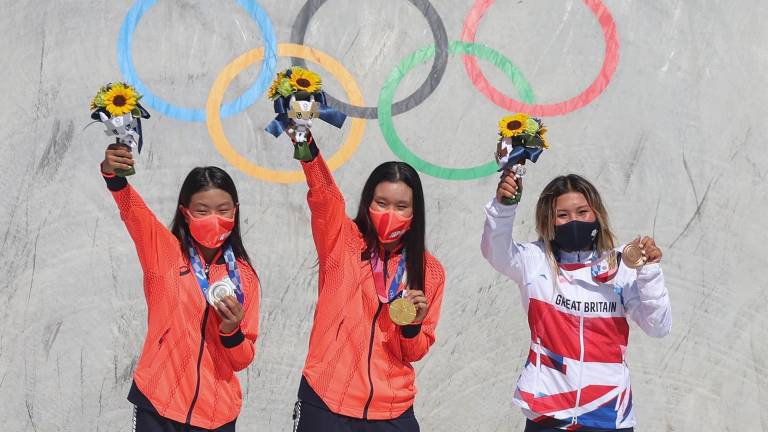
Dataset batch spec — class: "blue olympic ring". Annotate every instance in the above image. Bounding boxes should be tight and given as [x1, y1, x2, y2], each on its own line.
[117, 0, 278, 122]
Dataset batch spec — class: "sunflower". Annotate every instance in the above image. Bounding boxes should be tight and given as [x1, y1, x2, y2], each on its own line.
[267, 72, 283, 99]
[103, 83, 139, 116]
[539, 127, 549, 149]
[289, 67, 322, 94]
[498, 113, 530, 138]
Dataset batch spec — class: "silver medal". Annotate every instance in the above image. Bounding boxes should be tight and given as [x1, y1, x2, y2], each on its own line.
[207, 278, 236, 306]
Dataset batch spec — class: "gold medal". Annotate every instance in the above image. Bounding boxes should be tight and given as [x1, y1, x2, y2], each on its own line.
[389, 298, 417, 326]
[622, 242, 647, 269]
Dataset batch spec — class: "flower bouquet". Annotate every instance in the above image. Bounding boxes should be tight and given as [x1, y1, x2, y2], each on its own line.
[495, 113, 548, 205]
[90, 82, 150, 176]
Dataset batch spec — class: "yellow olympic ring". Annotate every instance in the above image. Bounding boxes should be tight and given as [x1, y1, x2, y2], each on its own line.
[206, 43, 366, 183]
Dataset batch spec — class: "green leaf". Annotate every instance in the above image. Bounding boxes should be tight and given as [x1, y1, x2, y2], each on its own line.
[528, 134, 544, 148]
[277, 78, 294, 97]
[519, 134, 532, 146]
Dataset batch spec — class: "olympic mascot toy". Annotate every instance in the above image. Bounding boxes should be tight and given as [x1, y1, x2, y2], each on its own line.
[264, 66, 346, 161]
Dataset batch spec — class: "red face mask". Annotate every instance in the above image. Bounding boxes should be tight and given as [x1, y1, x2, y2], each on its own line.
[182, 208, 236, 249]
[368, 207, 413, 244]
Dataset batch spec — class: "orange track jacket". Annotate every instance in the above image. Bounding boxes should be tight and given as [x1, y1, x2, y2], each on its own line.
[300, 155, 446, 420]
[104, 174, 260, 429]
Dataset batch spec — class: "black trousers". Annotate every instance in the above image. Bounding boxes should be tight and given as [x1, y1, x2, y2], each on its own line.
[524, 419, 634, 432]
[129, 381, 236, 432]
[132, 406, 237, 432]
[292, 376, 420, 432]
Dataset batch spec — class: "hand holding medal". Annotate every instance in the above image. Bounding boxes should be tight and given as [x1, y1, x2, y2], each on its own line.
[208, 278, 237, 306]
[494, 113, 548, 205]
[622, 236, 663, 269]
[185, 238, 246, 333]
[390, 290, 428, 326]
[370, 249, 429, 327]
[264, 67, 346, 161]
[214, 294, 245, 335]
[90, 82, 150, 176]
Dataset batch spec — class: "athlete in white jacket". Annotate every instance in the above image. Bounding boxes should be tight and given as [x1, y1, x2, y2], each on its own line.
[481, 170, 671, 431]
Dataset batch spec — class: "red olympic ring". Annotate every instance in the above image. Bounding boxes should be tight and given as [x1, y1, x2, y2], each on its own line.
[460, 0, 620, 116]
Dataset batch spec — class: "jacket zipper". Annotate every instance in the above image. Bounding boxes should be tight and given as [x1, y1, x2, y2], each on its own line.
[185, 264, 212, 426]
[616, 352, 627, 411]
[572, 292, 586, 426]
[363, 251, 389, 419]
[535, 337, 542, 395]
[185, 305, 210, 426]
[362, 303, 383, 419]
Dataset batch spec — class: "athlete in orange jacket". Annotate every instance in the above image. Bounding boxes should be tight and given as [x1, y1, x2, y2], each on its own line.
[101, 144, 260, 431]
[289, 134, 446, 432]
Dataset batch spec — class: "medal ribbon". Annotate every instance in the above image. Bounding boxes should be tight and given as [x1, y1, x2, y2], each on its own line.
[592, 251, 621, 283]
[556, 250, 620, 283]
[186, 233, 245, 304]
[370, 249, 407, 304]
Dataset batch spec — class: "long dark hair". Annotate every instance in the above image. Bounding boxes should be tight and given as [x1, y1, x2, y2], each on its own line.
[353, 162, 426, 292]
[170, 167, 253, 267]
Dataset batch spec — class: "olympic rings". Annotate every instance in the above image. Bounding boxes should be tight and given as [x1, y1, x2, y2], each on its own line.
[460, 0, 619, 116]
[118, 0, 278, 122]
[118, 1, 621, 181]
[206, 43, 366, 184]
[290, 0, 448, 119]
[378, 41, 535, 181]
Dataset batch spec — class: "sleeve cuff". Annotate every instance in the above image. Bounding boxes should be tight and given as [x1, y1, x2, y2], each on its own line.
[400, 324, 422, 339]
[485, 197, 518, 218]
[293, 133, 319, 162]
[102, 173, 128, 191]
[637, 263, 662, 278]
[219, 328, 245, 348]
[635, 263, 666, 298]
[308, 135, 319, 159]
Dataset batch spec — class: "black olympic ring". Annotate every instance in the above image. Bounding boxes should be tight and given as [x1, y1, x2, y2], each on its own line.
[289, 0, 449, 119]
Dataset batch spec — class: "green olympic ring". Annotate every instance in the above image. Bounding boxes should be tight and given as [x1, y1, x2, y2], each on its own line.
[377, 41, 535, 180]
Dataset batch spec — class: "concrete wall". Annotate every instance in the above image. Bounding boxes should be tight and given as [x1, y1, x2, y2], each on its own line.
[1, 0, 766, 430]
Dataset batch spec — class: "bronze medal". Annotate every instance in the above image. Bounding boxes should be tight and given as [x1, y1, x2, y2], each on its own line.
[389, 298, 417, 326]
[622, 243, 647, 269]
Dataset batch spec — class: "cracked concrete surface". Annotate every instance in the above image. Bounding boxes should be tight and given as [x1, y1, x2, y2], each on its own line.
[0, 1, 766, 430]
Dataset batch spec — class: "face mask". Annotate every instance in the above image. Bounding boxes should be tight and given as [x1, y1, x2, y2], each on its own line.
[368, 207, 413, 244]
[553, 219, 600, 252]
[182, 208, 236, 249]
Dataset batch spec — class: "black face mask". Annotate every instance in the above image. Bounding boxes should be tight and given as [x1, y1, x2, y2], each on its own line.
[553, 220, 600, 252]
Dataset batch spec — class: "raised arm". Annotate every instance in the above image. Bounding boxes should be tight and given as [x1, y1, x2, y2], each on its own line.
[480, 170, 533, 288]
[298, 136, 350, 261]
[481, 198, 530, 288]
[101, 144, 178, 276]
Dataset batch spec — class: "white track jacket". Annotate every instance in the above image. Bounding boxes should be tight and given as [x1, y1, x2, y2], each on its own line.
[481, 199, 671, 430]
